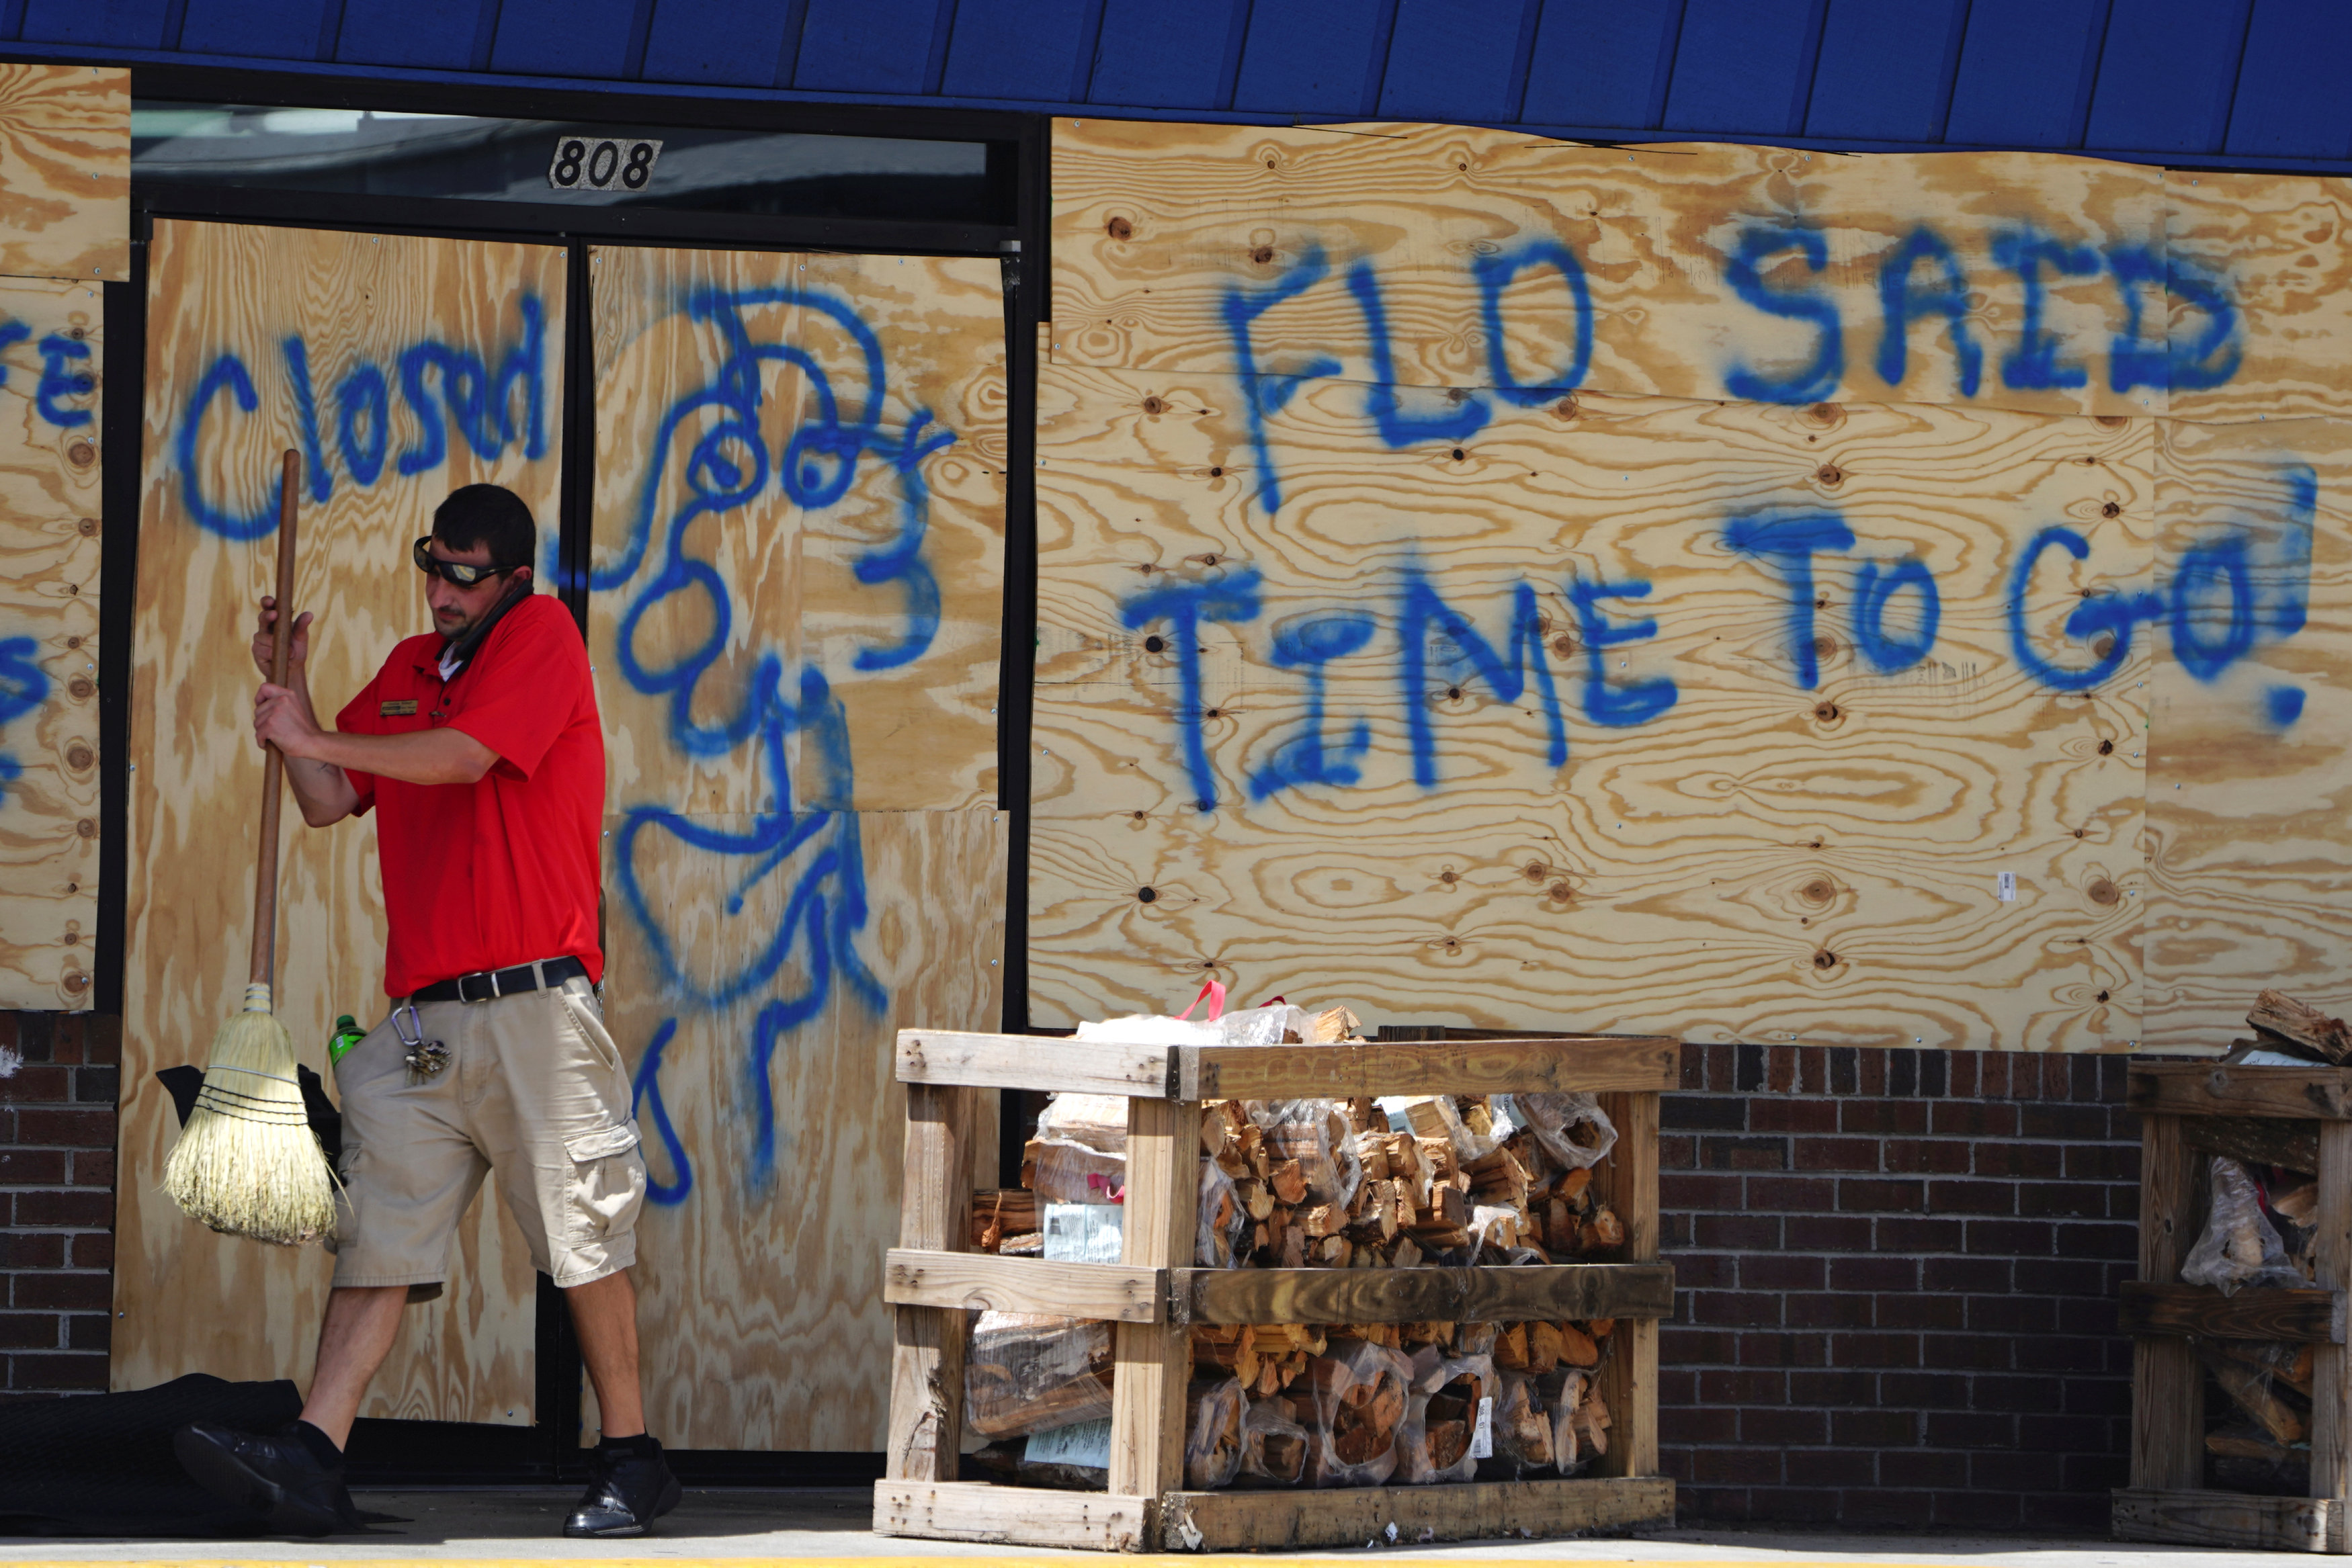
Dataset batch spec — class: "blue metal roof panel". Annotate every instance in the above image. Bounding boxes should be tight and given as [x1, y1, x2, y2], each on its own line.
[793, 0, 949, 94]
[1943, 0, 2109, 149]
[21, 0, 172, 48]
[1087, 0, 1246, 111]
[332, 0, 491, 71]
[2084, 0, 2253, 155]
[178, 0, 333, 60]
[1232, 0, 1398, 118]
[2223, 0, 2352, 160]
[1518, 0, 1683, 131]
[487, 0, 649, 80]
[1804, 0, 1968, 144]
[941, 0, 1098, 103]
[1662, 0, 1827, 138]
[641, 0, 802, 87]
[1375, 0, 1535, 125]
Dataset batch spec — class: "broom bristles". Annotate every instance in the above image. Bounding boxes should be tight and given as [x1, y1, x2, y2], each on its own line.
[163, 995, 337, 1247]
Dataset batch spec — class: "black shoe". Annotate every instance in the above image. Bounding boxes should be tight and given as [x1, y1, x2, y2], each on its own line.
[173, 1420, 362, 1536]
[563, 1436, 680, 1538]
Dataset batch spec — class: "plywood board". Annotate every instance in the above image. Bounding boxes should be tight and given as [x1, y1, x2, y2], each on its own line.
[587, 245, 1006, 818]
[0, 276, 101, 1008]
[2167, 172, 2352, 427]
[2146, 417, 2352, 1053]
[1054, 118, 2192, 419]
[0, 66, 127, 285]
[120, 220, 564, 1422]
[1028, 359, 2151, 1050]
[608, 805, 1006, 1450]
[589, 244, 1009, 1451]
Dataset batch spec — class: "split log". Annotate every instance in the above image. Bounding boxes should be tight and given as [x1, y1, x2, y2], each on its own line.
[2183, 1115, 2321, 1176]
[1558, 1322, 1600, 1367]
[2249, 990, 2352, 1065]
[969, 1188, 1038, 1252]
[1185, 1375, 1246, 1489]
[1269, 1159, 1309, 1205]
[2197, 1342, 2311, 1445]
[1525, 1320, 1563, 1374]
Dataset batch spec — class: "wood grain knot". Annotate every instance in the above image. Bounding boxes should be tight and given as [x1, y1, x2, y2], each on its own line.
[1450, 447, 1466, 462]
[1815, 464, 1843, 485]
[1439, 867, 1459, 885]
[75, 818, 94, 838]
[1802, 402, 1844, 427]
[1812, 701, 1839, 723]
[1523, 860, 1550, 883]
[62, 930, 77, 945]
[1144, 634, 1165, 653]
[1105, 216, 1134, 240]
[2101, 500, 2122, 518]
[2072, 827, 2087, 839]
[1812, 636, 1837, 662]
[1547, 880, 1572, 902]
[1445, 685, 1463, 701]
[1812, 950, 1839, 969]
[67, 442, 94, 466]
[1800, 879, 1833, 904]
[2097, 990, 2111, 1003]
[1204, 707, 1222, 720]
[1137, 886, 1157, 904]
[1251, 245, 1274, 264]
[65, 636, 80, 650]
[2097, 739, 2114, 755]
[68, 327, 84, 341]
[2091, 634, 2116, 660]
[1808, 839, 1824, 850]
[1551, 395, 1579, 421]
[62, 973, 85, 994]
[75, 517, 96, 537]
[1141, 396, 1166, 415]
[65, 744, 91, 770]
[1550, 634, 1577, 658]
[2095, 415, 2129, 430]
[2088, 879, 2120, 906]
[1130, 810, 1147, 822]
[66, 676, 92, 701]
[1207, 467, 1223, 478]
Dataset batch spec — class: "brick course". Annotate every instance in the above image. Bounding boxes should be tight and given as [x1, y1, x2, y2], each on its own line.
[0, 1012, 120, 1398]
[1661, 1041, 2137, 1532]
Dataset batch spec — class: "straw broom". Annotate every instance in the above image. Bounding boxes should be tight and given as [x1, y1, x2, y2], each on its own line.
[163, 449, 337, 1246]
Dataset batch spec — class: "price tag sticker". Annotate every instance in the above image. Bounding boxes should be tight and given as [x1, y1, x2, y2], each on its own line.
[548, 136, 662, 193]
[1996, 870, 2017, 902]
[1470, 1395, 1494, 1460]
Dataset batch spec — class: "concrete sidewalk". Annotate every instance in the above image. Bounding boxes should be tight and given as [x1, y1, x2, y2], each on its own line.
[0, 1488, 2290, 1566]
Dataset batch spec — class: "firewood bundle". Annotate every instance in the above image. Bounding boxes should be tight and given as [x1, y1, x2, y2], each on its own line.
[1301, 1340, 1414, 1486]
[1184, 1374, 1247, 1489]
[964, 1312, 1114, 1439]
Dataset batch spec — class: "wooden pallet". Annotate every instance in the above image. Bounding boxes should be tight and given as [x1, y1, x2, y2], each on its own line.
[2115, 1063, 2352, 1555]
[875, 1029, 1679, 1552]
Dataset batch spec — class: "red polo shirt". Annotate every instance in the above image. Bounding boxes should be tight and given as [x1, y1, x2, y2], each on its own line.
[335, 594, 605, 998]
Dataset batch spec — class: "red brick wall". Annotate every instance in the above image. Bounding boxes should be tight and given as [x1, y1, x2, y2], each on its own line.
[0, 1012, 119, 1396]
[1661, 1042, 2138, 1531]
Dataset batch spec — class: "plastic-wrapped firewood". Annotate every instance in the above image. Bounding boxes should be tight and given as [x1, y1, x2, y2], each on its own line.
[964, 1311, 1114, 1439]
[1394, 1345, 1495, 1485]
[1185, 1374, 1247, 1489]
[1302, 1339, 1413, 1487]
[1238, 1393, 1310, 1487]
[1538, 1366, 1611, 1473]
[1474, 1367, 1555, 1479]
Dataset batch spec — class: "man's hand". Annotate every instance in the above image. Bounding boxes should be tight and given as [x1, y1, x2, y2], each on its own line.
[252, 597, 311, 680]
[254, 681, 327, 759]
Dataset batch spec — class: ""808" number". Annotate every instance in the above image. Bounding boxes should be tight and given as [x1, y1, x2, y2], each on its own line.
[548, 136, 662, 193]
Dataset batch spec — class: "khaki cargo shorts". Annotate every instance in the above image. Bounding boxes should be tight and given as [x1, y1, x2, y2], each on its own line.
[327, 970, 647, 1298]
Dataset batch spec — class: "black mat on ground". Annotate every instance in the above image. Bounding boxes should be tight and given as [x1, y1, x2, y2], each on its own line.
[0, 1373, 354, 1536]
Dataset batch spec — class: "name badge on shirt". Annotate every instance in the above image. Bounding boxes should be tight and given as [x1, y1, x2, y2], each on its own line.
[380, 699, 419, 717]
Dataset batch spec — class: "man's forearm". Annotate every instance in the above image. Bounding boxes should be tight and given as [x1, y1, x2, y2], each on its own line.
[301, 726, 499, 788]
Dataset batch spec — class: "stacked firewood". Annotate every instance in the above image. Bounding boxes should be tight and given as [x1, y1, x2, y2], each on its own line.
[964, 1006, 1632, 1490]
[2193, 990, 2347, 1497]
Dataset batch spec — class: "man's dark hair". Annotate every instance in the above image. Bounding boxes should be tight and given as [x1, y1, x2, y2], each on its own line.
[432, 484, 536, 568]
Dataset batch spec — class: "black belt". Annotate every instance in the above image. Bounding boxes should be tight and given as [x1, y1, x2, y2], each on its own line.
[411, 955, 588, 1004]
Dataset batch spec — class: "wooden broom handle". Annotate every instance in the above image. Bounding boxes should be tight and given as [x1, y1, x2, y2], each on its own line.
[249, 449, 300, 990]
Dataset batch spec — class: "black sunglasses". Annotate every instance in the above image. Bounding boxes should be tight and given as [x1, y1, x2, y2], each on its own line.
[413, 537, 523, 588]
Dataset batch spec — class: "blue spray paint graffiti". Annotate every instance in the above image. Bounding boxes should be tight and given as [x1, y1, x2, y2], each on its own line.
[176, 296, 548, 539]
[1219, 222, 2246, 515]
[1125, 461, 2318, 810]
[0, 635, 48, 810]
[600, 285, 952, 1203]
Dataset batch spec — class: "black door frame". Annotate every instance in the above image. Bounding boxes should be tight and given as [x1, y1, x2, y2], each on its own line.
[100, 62, 1048, 1485]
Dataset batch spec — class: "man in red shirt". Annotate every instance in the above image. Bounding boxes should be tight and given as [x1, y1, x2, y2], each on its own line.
[175, 485, 676, 1539]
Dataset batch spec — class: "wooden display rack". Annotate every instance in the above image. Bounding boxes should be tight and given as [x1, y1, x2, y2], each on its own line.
[873, 1029, 1680, 1552]
[2115, 1062, 2352, 1554]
